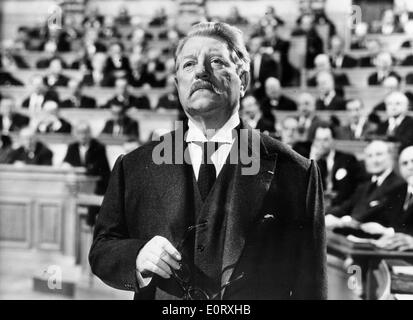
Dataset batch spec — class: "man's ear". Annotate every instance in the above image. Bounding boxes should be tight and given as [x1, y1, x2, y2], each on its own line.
[174, 75, 178, 89]
[239, 71, 250, 98]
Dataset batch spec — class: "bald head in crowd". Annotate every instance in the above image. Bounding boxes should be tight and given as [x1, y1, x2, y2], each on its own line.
[314, 54, 331, 72]
[316, 71, 335, 96]
[364, 140, 394, 176]
[385, 91, 409, 118]
[298, 92, 316, 117]
[73, 121, 92, 146]
[399, 146, 413, 186]
[265, 77, 281, 99]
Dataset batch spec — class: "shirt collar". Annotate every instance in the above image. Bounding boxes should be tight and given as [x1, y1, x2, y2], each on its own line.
[186, 112, 240, 144]
[372, 168, 392, 186]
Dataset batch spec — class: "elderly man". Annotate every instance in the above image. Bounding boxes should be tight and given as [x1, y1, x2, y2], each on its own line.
[60, 79, 97, 109]
[307, 54, 350, 88]
[329, 36, 358, 69]
[21, 74, 59, 113]
[101, 102, 140, 139]
[327, 140, 404, 223]
[35, 100, 72, 134]
[8, 127, 53, 165]
[0, 96, 30, 133]
[377, 91, 413, 149]
[368, 52, 401, 86]
[260, 77, 297, 112]
[315, 72, 346, 111]
[372, 146, 413, 251]
[103, 77, 150, 110]
[296, 92, 323, 141]
[89, 22, 326, 300]
[240, 95, 275, 135]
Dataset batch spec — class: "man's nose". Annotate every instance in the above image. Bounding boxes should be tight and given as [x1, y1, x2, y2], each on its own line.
[194, 60, 210, 80]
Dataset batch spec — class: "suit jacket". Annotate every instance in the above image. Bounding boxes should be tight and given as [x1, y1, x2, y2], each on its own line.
[297, 115, 324, 142]
[156, 93, 181, 110]
[0, 113, 30, 132]
[63, 139, 110, 195]
[261, 95, 297, 112]
[60, 95, 97, 109]
[307, 73, 350, 88]
[329, 171, 405, 224]
[335, 121, 378, 141]
[101, 116, 139, 138]
[8, 142, 53, 165]
[406, 73, 413, 85]
[89, 124, 327, 299]
[36, 117, 72, 134]
[21, 90, 60, 109]
[250, 53, 279, 99]
[386, 183, 413, 236]
[377, 116, 413, 150]
[0, 71, 24, 86]
[368, 71, 401, 86]
[316, 94, 346, 111]
[103, 94, 150, 110]
[330, 54, 358, 68]
[81, 72, 115, 87]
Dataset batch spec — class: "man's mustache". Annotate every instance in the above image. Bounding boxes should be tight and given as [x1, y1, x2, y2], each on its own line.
[190, 80, 224, 96]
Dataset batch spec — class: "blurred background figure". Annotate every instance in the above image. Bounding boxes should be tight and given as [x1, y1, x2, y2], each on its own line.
[156, 75, 181, 111]
[240, 95, 275, 135]
[104, 77, 150, 110]
[60, 79, 97, 109]
[43, 58, 70, 87]
[279, 116, 299, 147]
[101, 102, 140, 140]
[0, 134, 13, 163]
[315, 71, 346, 110]
[329, 35, 358, 69]
[296, 92, 322, 141]
[8, 126, 53, 165]
[261, 77, 297, 113]
[21, 74, 59, 113]
[368, 52, 401, 85]
[35, 100, 72, 134]
[0, 96, 30, 133]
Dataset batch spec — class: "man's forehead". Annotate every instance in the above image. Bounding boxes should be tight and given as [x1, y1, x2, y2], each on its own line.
[400, 148, 413, 162]
[179, 36, 230, 57]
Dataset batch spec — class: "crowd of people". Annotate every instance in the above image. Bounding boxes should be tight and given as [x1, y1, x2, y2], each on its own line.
[1, 2, 413, 247]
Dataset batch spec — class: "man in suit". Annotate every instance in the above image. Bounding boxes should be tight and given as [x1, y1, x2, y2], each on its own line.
[296, 92, 323, 142]
[60, 79, 97, 109]
[307, 54, 350, 88]
[8, 127, 53, 165]
[103, 77, 150, 110]
[329, 36, 358, 69]
[260, 77, 297, 113]
[248, 36, 280, 100]
[0, 96, 30, 133]
[35, 101, 72, 134]
[358, 39, 382, 67]
[89, 22, 326, 300]
[43, 58, 70, 87]
[300, 124, 365, 209]
[104, 42, 131, 80]
[101, 102, 139, 139]
[82, 52, 115, 87]
[367, 52, 401, 86]
[336, 99, 379, 140]
[327, 140, 404, 223]
[240, 95, 275, 135]
[315, 72, 346, 111]
[156, 76, 181, 111]
[377, 91, 413, 150]
[21, 75, 59, 113]
[0, 134, 13, 164]
[371, 146, 413, 251]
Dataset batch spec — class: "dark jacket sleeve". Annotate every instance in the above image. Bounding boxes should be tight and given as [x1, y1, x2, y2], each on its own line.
[89, 155, 148, 292]
[295, 160, 327, 299]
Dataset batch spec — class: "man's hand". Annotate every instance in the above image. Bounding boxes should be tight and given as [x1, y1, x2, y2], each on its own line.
[375, 233, 413, 251]
[136, 236, 182, 279]
[360, 222, 394, 236]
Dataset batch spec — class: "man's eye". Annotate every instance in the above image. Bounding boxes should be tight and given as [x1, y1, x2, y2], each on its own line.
[183, 61, 195, 69]
[211, 58, 225, 66]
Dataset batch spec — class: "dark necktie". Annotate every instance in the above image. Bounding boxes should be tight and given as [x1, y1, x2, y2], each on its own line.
[197, 141, 218, 201]
[404, 191, 413, 211]
[366, 179, 378, 196]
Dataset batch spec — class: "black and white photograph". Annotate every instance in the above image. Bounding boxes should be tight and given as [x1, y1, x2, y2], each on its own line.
[1, 0, 413, 306]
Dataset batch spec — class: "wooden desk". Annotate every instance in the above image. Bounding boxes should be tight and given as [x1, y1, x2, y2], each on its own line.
[327, 230, 413, 300]
[0, 165, 98, 258]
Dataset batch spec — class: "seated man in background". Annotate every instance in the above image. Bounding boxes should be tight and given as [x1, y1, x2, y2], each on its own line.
[21, 74, 59, 113]
[101, 102, 139, 140]
[375, 146, 413, 251]
[377, 91, 413, 150]
[156, 75, 181, 111]
[307, 54, 350, 88]
[368, 52, 401, 86]
[35, 100, 72, 134]
[81, 52, 114, 87]
[0, 70, 24, 86]
[8, 126, 53, 165]
[43, 58, 71, 87]
[0, 135, 13, 163]
[315, 72, 346, 111]
[103, 77, 150, 110]
[0, 96, 30, 133]
[60, 79, 97, 109]
[372, 76, 413, 111]
[296, 123, 365, 209]
[239, 95, 275, 135]
[104, 42, 131, 81]
[329, 35, 358, 68]
[358, 39, 382, 67]
[336, 99, 379, 140]
[62, 122, 110, 225]
[327, 141, 404, 224]
[260, 77, 297, 112]
[280, 116, 299, 147]
[296, 92, 323, 142]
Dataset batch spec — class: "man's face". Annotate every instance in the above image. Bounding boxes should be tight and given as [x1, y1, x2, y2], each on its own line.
[265, 80, 280, 99]
[346, 100, 362, 123]
[281, 118, 298, 145]
[249, 38, 262, 55]
[49, 60, 62, 74]
[175, 36, 245, 121]
[364, 142, 392, 175]
[240, 96, 260, 120]
[115, 79, 128, 95]
[111, 105, 123, 121]
[74, 127, 91, 145]
[298, 95, 315, 116]
[31, 76, 44, 93]
[399, 147, 413, 185]
[313, 128, 334, 156]
[331, 37, 343, 55]
[385, 94, 407, 117]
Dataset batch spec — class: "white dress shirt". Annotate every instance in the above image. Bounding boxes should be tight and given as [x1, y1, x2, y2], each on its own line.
[185, 112, 240, 180]
[371, 168, 392, 187]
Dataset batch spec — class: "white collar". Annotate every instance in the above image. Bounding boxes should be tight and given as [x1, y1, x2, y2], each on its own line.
[186, 112, 240, 144]
[372, 168, 392, 187]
